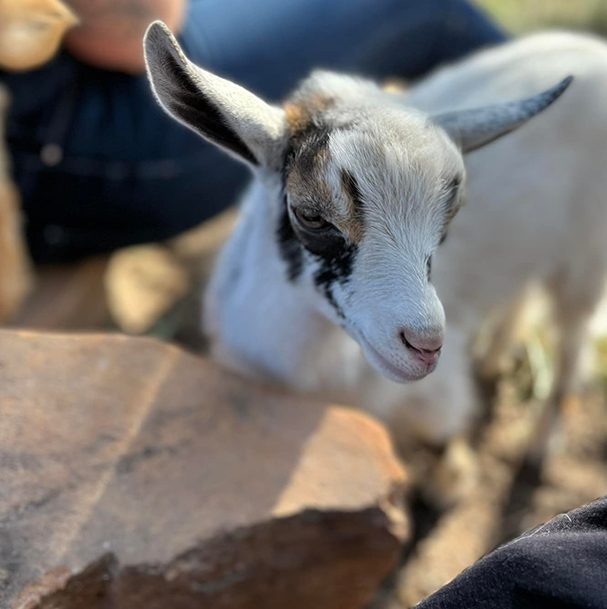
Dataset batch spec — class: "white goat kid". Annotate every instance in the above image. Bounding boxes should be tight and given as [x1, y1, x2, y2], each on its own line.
[145, 22, 581, 448]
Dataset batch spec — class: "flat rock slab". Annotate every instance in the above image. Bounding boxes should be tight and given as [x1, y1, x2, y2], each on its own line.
[0, 330, 408, 609]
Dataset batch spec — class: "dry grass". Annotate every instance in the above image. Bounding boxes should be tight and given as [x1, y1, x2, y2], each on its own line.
[476, 0, 607, 35]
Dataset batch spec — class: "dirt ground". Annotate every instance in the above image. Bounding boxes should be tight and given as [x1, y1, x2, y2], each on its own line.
[371, 355, 607, 607]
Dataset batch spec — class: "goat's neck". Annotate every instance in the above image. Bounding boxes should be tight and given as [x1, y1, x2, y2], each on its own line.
[206, 178, 368, 400]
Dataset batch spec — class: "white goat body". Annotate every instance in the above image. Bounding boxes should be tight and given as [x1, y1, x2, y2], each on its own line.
[144, 25, 606, 446]
[390, 32, 607, 443]
[207, 33, 607, 444]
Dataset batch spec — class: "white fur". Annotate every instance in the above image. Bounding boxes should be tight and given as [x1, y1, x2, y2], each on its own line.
[206, 33, 607, 444]
[145, 25, 607, 446]
[397, 32, 607, 441]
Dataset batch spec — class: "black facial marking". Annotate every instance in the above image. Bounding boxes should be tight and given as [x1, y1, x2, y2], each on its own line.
[443, 174, 463, 213]
[277, 120, 358, 314]
[277, 198, 304, 281]
[292, 223, 344, 258]
[320, 284, 345, 319]
[340, 169, 364, 210]
[285, 124, 332, 176]
[448, 175, 462, 191]
[313, 239, 357, 285]
[313, 240, 357, 319]
[276, 121, 332, 283]
[426, 256, 432, 281]
[438, 174, 464, 244]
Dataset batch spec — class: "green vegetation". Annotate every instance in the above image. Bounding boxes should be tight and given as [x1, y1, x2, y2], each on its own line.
[476, 0, 607, 35]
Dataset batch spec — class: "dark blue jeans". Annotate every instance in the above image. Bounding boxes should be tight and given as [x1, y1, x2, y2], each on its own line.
[0, 0, 506, 262]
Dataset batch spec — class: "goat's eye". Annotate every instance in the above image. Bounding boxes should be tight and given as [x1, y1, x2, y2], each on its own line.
[292, 207, 331, 231]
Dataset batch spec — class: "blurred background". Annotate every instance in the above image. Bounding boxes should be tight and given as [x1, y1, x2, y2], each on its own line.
[5, 0, 607, 345]
[479, 0, 607, 35]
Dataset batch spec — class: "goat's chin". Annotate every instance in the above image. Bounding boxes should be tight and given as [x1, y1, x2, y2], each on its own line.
[352, 328, 437, 383]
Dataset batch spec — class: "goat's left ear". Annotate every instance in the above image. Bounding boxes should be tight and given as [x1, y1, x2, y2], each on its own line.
[433, 76, 573, 153]
[144, 21, 286, 168]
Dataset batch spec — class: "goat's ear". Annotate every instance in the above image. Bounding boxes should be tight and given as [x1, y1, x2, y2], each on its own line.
[144, 21, 286, 168]
[433, 76, 573, 153]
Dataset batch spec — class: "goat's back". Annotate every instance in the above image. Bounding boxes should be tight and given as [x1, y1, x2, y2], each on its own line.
[407, 32, 607, 322]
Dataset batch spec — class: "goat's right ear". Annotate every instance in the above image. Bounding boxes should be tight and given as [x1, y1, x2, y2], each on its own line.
[144, 21, 286, 168]
[432, 76, 573, 153]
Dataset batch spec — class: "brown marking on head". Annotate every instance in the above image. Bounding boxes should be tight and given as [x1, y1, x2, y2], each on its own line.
[283, 97, 365, 245]
[284, 103, 310, 135]
[286, 141, 332, 211]
[285, 161, 366, 246]
[338, 169, 365, 243]
[284, 94, 334, 135]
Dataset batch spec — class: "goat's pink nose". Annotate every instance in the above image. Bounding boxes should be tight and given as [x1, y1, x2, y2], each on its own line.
[399, 330, 443, 366]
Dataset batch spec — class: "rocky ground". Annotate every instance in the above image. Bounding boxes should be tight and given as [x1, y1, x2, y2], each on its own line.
[372, 353, 607, 607]
[9, 210, 607, 607]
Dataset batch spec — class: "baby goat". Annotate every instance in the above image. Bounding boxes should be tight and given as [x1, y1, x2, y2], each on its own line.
[145, 23, 589, 450]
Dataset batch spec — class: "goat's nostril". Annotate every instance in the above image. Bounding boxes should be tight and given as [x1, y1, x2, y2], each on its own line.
[399, 330, 443, 364]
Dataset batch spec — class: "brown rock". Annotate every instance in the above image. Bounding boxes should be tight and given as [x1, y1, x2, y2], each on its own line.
[0, 330, 408, 609]
[8, 258, 110, 331]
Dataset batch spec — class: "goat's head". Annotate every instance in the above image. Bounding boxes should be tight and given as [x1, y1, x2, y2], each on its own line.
[145, 21, 572, 383]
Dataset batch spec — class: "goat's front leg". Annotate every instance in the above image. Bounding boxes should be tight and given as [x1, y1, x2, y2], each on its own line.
[526, 280, 602, 466]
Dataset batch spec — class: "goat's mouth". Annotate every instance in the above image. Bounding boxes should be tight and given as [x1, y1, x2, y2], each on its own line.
[351, 328, 436, 383]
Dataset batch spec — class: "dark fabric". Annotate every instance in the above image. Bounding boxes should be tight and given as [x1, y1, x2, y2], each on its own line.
[416, 496, 607, 609]
[0, 0, 506, 262]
